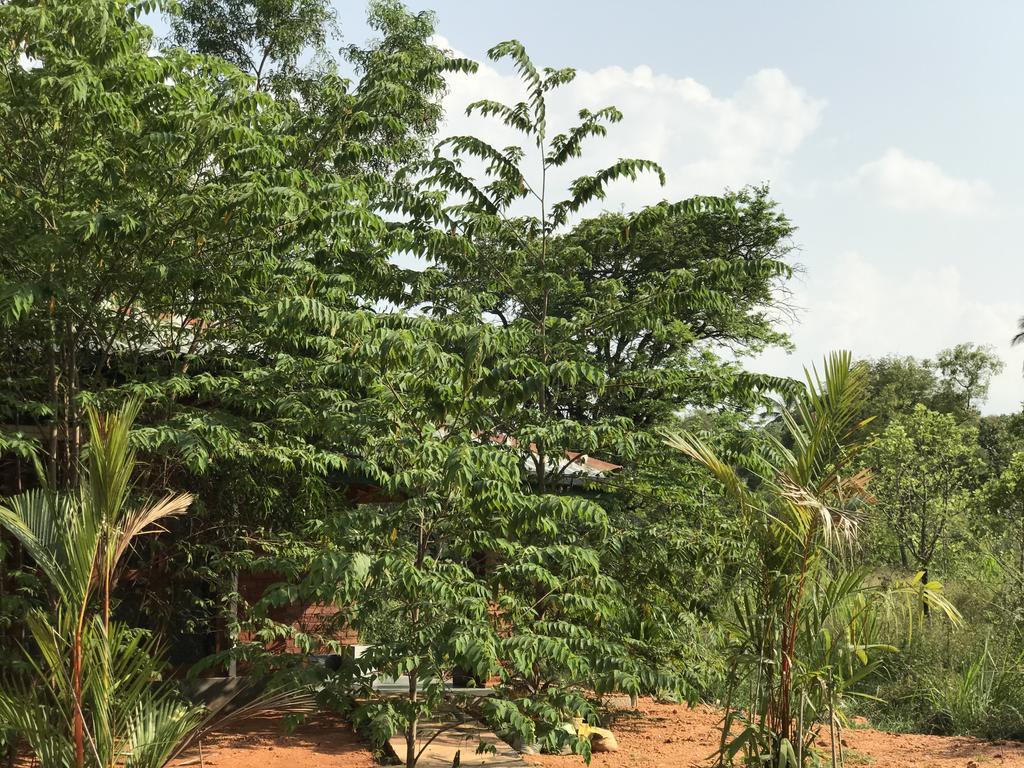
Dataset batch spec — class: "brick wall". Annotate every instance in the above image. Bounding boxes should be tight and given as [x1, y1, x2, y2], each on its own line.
[235, 572, 359, 653]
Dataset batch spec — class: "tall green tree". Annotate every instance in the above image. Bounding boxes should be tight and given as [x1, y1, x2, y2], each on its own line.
[0, 0, 475, 655]
[857, 344, 1004, 432]
[231, 314, 668, 765]
[168, 0, 459, 174]
[168, 0, 335, 93]
[412, 39, 795, 482]
[978, 412, 1024, 478]
[0, 0, 377, 485]
[310, 319, 638, 766]
[865, 405, 982, 581]
[982, 451, 1024, 573]
[858, 355, 941, 431]
[424, 185, 794, 428]
[406, 41, 798, 706]
[933, 343, 1004, 418]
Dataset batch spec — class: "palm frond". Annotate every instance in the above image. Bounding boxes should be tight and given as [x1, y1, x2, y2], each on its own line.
[112, 492, 194, 564]
[661, 430, 756, 514]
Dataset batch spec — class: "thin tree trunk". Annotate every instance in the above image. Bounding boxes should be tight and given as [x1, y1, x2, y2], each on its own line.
[104, 571, 111, 628]
[228, 570, 238, 678]
[47, 314, 60, 488]
[1018, 514, 1024, 575]
[72, 624, 85, 768]
[406, 518, 427, 767]
[61, 332, 72, 487]
[778, 523, 816, 744]
[828, 676, 838, 768]
[406, 669, 418, 767]
[922, 567, 931, 618]
[68, 322, 80, 487]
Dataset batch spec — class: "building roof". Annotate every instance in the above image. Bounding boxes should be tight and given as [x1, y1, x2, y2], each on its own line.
[487, 434, 621, 476]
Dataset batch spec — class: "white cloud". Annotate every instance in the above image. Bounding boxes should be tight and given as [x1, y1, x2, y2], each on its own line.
[756, 251, 1024, 414]
[853, 148, 994, 216]
[435, 37, 825, 213]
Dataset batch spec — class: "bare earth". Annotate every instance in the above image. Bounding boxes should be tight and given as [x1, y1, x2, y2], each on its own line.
[526, 699, 1024, 768]
[169, 701, 1024, 768]
[170, 714, 376, 768]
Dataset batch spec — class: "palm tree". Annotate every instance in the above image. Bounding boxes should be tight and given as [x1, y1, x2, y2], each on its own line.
[1012, 315, 1024, 347]
[664, 352, 958, 767]
[0, 400, 309, 768]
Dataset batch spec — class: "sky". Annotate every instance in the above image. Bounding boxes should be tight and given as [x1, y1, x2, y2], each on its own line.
[150, 2, 1024, 413]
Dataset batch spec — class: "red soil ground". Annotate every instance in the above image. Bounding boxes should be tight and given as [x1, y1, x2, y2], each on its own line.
[170, 700, 1024, 768]
[527, 699, 1024, 768]
[169, 714, 376, 768]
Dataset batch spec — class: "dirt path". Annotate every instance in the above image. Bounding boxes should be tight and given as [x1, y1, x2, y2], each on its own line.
[524, 699, 1024, 768]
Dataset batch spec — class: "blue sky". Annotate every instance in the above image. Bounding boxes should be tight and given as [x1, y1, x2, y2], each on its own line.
[150, 2, 1024, 412]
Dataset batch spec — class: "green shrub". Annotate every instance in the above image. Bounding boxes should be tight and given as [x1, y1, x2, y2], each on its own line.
[925, 642, 1024, 739]
[852, 585, 1024, 741]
